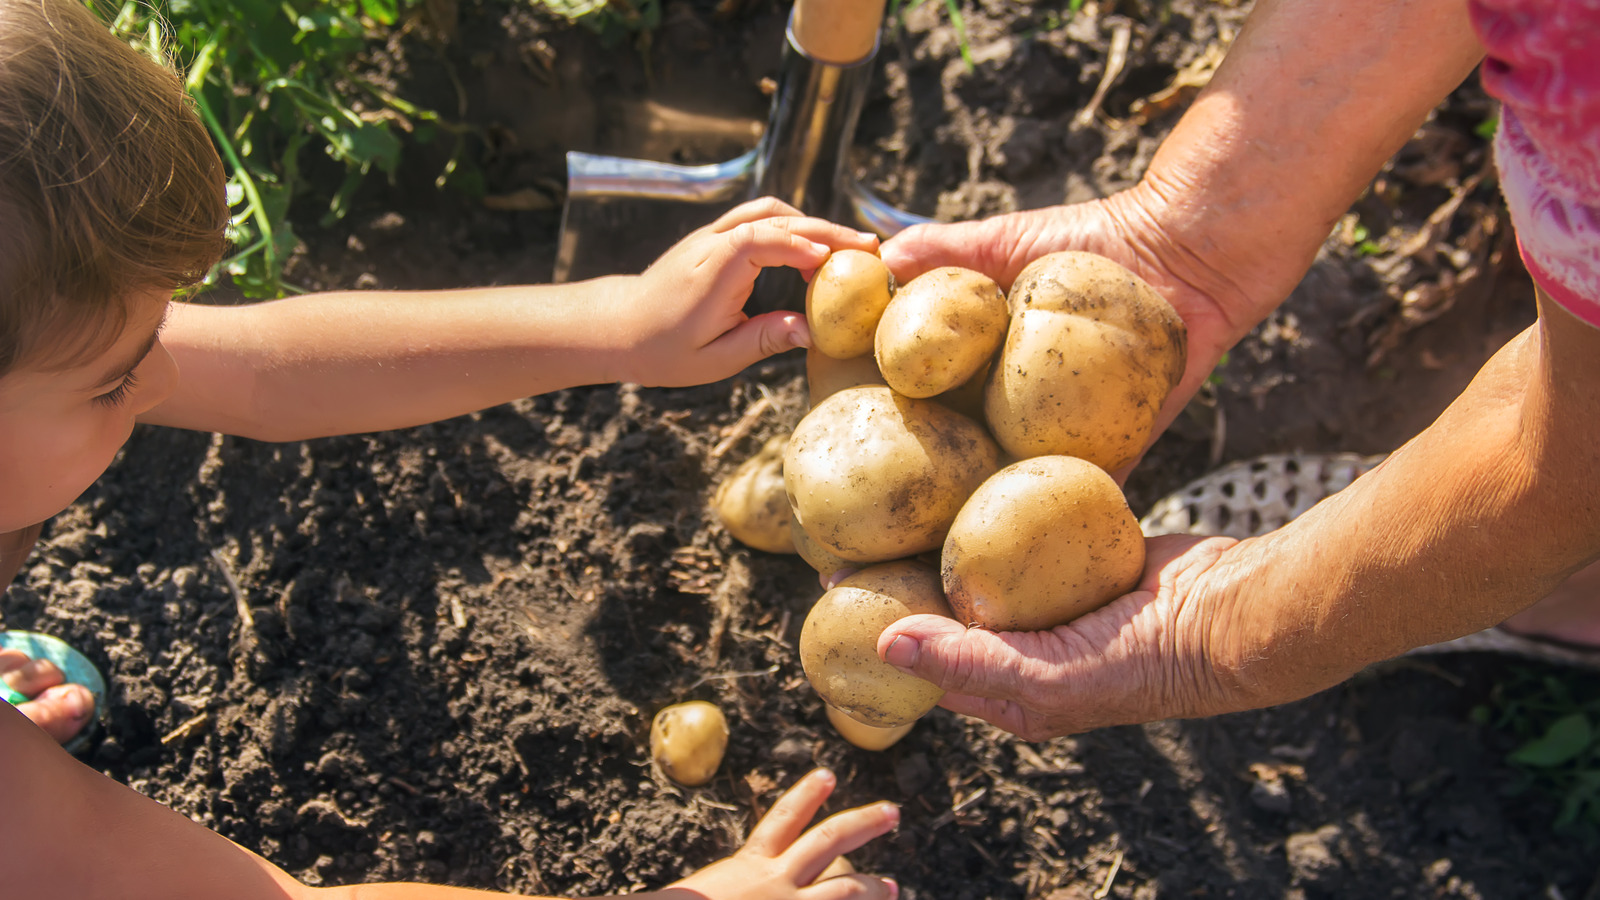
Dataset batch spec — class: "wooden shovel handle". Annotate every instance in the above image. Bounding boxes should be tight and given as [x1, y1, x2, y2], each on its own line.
[791, 0, 887, 65]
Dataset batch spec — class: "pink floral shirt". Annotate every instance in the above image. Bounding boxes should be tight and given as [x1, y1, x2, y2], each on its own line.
[1470, 0, 1600, 326]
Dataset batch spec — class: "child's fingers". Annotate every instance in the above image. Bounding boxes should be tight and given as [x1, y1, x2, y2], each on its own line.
[741, 768, 838, 858]
[802, 873, 899, 900]
[693, 310, 811, 378]
[787, 801, 901, 886]
[709, 197, 807, 232]
[715, 221, 838, 274]
[778, 217, 881, 255]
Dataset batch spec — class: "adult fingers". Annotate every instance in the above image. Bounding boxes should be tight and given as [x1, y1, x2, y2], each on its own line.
[876, 614, 1047, 700]
[0, 650, 66, 696]
[742, 768, 837, 857]
[14, 683, 95, 745]
[879, 209, 1059, 289]
[787, 801, 901, 886]
[802, 873, 900, 900]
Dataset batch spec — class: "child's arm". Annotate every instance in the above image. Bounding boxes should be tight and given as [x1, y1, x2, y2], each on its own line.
[1, 707, 895, 900]
[142, 199, 877, 441]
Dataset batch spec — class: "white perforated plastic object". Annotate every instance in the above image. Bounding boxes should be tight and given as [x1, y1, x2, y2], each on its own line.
[1140, 452, 1386, 540]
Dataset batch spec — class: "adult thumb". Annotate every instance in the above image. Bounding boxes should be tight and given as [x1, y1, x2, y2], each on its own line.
[877, 614, 1031, 700]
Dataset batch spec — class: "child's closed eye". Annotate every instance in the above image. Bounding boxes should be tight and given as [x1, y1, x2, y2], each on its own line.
[94, 372, 139, 408]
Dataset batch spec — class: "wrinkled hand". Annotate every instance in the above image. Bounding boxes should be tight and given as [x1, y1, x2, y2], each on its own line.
[879, 186, 1296, 459]
[662, 768, 899, 900]
[873, 535, 1256, 742]
[614, 198, 878, 387]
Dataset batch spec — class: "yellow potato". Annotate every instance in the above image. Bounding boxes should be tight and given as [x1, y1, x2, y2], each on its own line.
[806, 249, 894, 359]
[985, 251, 1186, 471]
[789, 506, 856, 579]
[874, 266, 1008, 399]
[942, 456, 1144, 631]
[931, 356, 992, 422]
[650, 700, 729, 786]
[713, 435, 796, 554]
[785, 385, 1000, 564]
[805, 349, 886, 408]
[826, 702, 914, 751]
[799, 560, 952, 727]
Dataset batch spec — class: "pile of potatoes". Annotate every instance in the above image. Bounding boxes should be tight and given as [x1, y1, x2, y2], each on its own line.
[713, 249, 1186, 746]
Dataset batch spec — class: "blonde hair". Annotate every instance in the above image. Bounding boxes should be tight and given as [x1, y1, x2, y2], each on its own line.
[0, 0, 227, 376]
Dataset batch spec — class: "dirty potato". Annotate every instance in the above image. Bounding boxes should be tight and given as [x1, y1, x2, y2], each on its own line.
[789, 506, 856, 580]
[985, 251, 1186, 471]
[874, 266, 1007, 399]
[799, 561, 952, 727]
[942, 456, 1144, 631]
[785, 385, 1000, 564]
[806, 249, 895, 359]
[712, 435, 796, 554]
[806, 349, 886, 408]
[650, 700, 729, 786]
[826, 702, 914, 751]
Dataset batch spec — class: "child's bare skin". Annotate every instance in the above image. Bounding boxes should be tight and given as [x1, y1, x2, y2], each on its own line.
[0, 194, 901, 896]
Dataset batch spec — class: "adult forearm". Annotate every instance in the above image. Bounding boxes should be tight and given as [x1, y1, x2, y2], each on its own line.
[1203, 298, 1600, 703]
[148, 281, 635, 440]
[1138, 0, 1483, 345]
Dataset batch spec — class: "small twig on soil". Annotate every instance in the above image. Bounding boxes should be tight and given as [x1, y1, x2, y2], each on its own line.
[1074, 19, 1131, 128]
[705, 554, 751, 664]
[683, 664, 780, 693]
[210, 548, 252, 631]
[386, 776, 422, 796]
[710, 394, 774, 460]
[1092, 849, 1125, 900]
[448, 593, 468, 630]
[160, 711, 211, 745]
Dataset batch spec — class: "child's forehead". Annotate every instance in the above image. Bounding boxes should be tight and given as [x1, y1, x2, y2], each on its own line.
[11, 293, 169, 379]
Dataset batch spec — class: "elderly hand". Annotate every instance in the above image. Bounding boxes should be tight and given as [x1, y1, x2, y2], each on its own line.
[872, 534, 1255, 741]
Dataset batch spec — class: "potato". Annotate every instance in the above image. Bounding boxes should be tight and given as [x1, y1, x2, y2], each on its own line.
[650, 700, 729, 786]
[712, 435, 796, 554]
[942, 456, 1144, 631]
[789, 506, 856, 579]
[826, 702, 914, 751]
[799, 560, 952, 727]
[806, 249, 894, 359]
[806, 349, 886, 408]
[874, 266, 1008, 399]
[785, 385, 1000, 564]
[985, 251, 1186, 471]
[931, 356, 992, 422]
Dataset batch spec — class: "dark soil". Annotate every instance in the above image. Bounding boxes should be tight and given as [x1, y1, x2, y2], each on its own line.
[5, 1, 1597, 897]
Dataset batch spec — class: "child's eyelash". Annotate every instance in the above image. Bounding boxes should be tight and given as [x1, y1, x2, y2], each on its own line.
[95, 372, 139, 408]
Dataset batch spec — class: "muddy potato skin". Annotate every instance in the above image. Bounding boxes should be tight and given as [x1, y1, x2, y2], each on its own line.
[942, 456, 1144, 632]
[826, 702, 914, 750]
[713, 435, 796, 554]
[985, 251, 1187, 471]
[785, 385, 1001, 564]
[800, 561, 953, 727]
[806, 249, 895, 359]
[806, 349, 886, 408]
[650, 700, 729, 786]
[874, 267, 1008, 399]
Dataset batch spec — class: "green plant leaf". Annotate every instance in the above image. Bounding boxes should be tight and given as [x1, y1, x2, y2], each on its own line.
[1509, 712, 1592, 768]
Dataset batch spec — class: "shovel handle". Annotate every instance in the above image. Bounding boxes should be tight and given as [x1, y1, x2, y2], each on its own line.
[792, 0, 886, 65]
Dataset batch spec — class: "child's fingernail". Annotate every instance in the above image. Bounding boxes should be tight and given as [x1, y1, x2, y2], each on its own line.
[64, 687, 94, 720]
[884, 635, 920, 669]
[883, 877, 899, 899]
[858, 230, 877, 241]
[809, 240, 832, 256]
[879, 801, 900, 824]
[813, 767, 836, 786]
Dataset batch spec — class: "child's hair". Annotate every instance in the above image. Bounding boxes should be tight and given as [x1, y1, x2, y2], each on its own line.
[0, 0, 228, 377]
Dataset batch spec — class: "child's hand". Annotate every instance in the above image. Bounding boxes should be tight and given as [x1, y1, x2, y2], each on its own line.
[661, 768, 899, 900]
[610, 198, 879, 387]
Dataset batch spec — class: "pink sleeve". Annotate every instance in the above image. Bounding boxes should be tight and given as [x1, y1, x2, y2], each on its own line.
[1469, 0, 1600, 326]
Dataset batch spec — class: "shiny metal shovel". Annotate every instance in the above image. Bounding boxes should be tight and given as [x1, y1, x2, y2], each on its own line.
[552, 0, 932, 309]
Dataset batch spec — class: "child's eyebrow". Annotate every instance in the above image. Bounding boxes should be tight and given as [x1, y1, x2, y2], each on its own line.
[93, 309, 169, 387]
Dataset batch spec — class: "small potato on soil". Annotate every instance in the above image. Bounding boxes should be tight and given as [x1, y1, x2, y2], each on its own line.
[712, 435, 795, 554]
[650, 701, 729, 786]
[826, 703, 914, 751]
[806, 249, 895, 359]
[985, 251, 1186, 471]
[785, 385, 1000, 564]
[799, 560, 953, 727]
[942, 455, 1144, 631]
[874, 266, 1008, 399]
